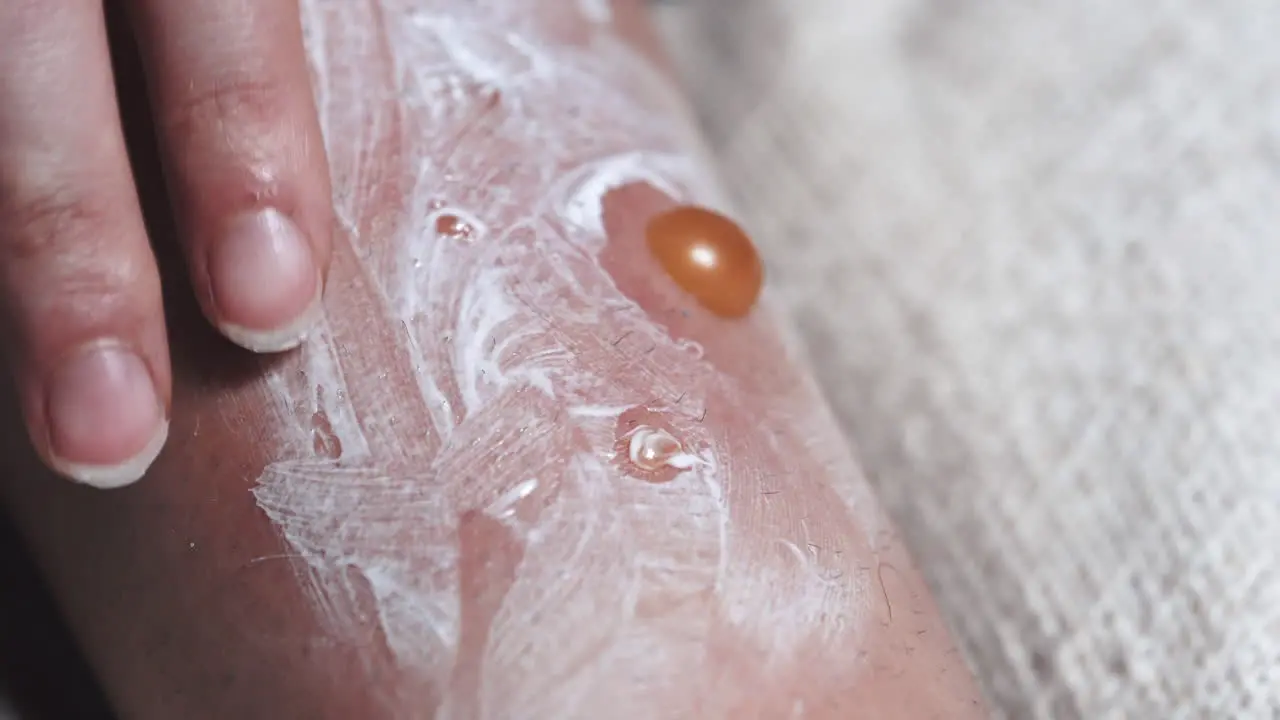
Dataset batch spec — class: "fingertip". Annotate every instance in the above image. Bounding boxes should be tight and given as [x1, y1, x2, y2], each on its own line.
[39, 340, 169, 489]
[206, 207, 324, 353]
[215, 278, 325, 354]
[48, 420, 169, 490]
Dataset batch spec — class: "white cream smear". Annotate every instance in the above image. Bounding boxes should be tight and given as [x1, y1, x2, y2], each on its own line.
[250, 1, 880, 716]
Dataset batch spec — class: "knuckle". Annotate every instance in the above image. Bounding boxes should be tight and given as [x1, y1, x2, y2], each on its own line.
[159, 71, 292, 140]
[0, 184, 116, 264]
[0, 183, 149, 311]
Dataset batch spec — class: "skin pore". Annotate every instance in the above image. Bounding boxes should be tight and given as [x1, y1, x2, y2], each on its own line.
[0, 1, 986, 717]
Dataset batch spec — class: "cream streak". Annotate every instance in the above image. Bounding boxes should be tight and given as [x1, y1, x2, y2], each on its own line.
[250, 1, 880, 715]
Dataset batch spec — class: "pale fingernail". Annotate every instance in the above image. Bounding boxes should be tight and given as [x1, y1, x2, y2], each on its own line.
[45, 342, 168, 489]
[209, 208, 321, 353]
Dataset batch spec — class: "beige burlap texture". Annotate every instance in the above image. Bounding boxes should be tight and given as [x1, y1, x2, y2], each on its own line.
[655, 1, 1280, 718]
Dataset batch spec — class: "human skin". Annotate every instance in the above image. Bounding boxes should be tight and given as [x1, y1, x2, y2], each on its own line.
[0, 1, 987, 718]
[0, 0, 334, 487]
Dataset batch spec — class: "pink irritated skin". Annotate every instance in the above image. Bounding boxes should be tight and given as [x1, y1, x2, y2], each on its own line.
[0, 1, 986, 718]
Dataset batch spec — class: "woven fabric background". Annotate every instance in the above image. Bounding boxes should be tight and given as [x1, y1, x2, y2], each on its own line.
[655, 1, 1280, 718]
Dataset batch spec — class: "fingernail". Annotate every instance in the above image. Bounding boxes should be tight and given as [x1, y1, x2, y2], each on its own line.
[45, 342, 168, 489]
[210, 208, 322, 353]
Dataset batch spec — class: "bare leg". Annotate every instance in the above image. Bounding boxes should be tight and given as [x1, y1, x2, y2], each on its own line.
[0, 2, 985, 718]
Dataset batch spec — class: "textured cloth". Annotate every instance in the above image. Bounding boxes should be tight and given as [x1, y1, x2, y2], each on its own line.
[655, 1, 1280, 718]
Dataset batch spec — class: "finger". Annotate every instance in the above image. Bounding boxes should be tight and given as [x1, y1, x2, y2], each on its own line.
[0, 1, 170, 488]
[127, 0, 331, 353]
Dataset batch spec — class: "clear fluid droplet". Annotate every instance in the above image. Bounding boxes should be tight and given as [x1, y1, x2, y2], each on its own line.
[629, 426, 684, 472]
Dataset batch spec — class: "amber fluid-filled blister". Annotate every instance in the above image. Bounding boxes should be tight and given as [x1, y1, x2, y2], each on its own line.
[644, 206, 764, 318]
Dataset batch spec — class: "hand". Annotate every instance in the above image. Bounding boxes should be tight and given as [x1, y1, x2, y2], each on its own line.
[0, 0, 332, 488]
